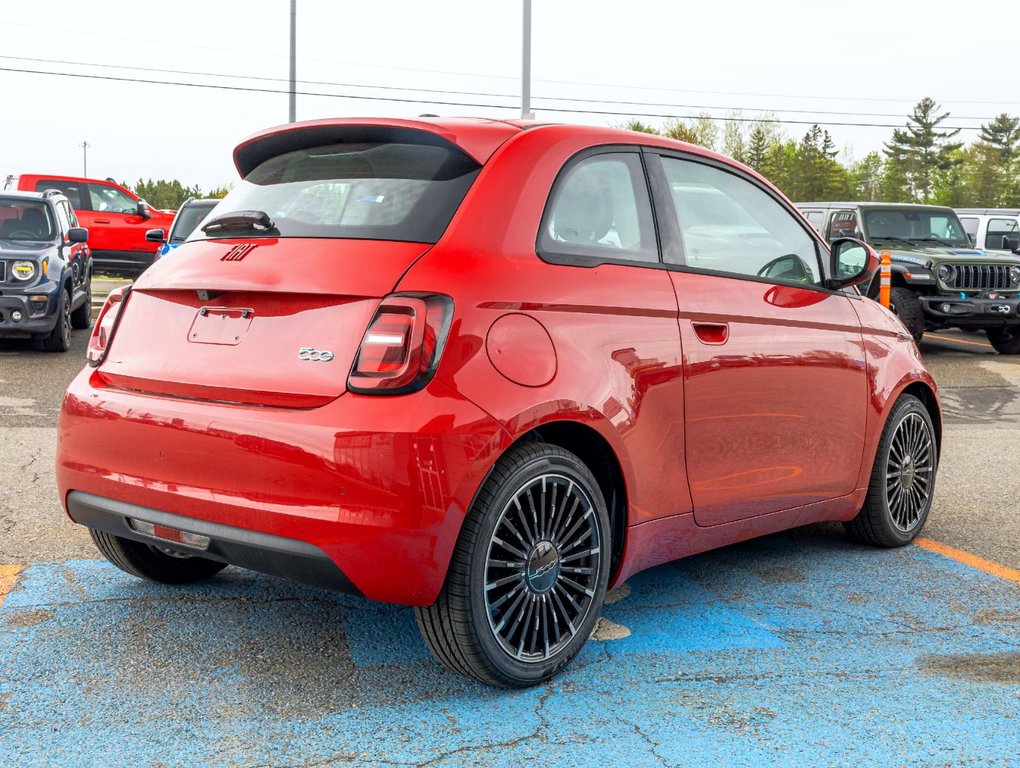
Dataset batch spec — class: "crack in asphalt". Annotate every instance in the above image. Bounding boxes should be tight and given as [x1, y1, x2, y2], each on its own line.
[252, 688, 560, 768]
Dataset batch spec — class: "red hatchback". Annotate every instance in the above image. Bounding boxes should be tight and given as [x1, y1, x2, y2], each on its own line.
[57, 118, 941, 687]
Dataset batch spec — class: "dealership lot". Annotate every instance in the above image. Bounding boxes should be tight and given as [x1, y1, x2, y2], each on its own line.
[1, 326, 1018, 767]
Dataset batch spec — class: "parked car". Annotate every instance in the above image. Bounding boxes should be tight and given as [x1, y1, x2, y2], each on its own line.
[58, 118, 941, 687]
[146, 198, 219, 260]
[0, 190, 92, 351]
[4, 174, 174, 277]
[797, 202, 1020, 352]
[955, 208, 1020, 254]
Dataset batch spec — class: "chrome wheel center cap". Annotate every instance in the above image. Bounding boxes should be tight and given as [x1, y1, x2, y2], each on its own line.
[900, 455, 915, 488]
[524, 540, 560, 594]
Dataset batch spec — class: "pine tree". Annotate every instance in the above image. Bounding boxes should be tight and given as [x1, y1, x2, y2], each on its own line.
[883, 97, 963, 202]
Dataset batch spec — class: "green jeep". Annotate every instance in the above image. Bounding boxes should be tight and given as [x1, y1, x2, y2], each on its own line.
[798, 202, 1020, 354]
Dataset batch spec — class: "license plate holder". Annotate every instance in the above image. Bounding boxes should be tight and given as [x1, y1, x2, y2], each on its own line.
[188, 306, 255, 345]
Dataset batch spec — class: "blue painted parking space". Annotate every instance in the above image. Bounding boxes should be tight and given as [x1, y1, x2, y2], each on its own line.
[2, 531, 1017, 767]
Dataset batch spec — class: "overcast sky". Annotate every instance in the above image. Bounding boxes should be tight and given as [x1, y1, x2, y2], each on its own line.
[1, 0, 1018, 191]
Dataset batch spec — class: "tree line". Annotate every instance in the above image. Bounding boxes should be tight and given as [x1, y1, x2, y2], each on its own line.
[120, 179, 231, 210]
[625, 98, 1020, 208]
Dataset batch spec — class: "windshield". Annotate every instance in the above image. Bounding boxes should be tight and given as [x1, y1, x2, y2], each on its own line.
[169, 202, 216, 243]
[862, 208, 970, 247]
[0, 198, 56, 241]
[190, 141, 481, 244]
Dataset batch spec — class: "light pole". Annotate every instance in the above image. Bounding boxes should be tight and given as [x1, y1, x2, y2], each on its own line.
[289, 0, 297, 122]
[521, 0, 533, 119]
[79, 141, 90, 177]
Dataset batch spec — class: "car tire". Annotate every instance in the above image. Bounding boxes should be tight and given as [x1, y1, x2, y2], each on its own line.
[38, 287, 71, 353]
[845, 394, 937, 547]
[986, 326, 1020, 355]
[70, 275, 92, 330]
[890, 287, 925, 343]
[89, 528, 227, 584]
[415, 442, 611, 688]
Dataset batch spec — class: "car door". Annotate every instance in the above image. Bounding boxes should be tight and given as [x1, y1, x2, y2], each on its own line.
[646, 152, 868, 527]
[85, 181, 150, 263]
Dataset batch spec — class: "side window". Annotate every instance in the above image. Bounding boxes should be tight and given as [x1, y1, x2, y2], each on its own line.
[88, 184, 137, 215]
[36, 180, 83, 209]
[827, 210, 861, 241]
[986, 217, 1019, 250]
[53, 202, 71, 235]
[539, 152, 658, 264]
[802, 209, 825, 233]
[63, 202, 79, 228]
[959, 216, 978, 241]
[659, 156, 822, 285]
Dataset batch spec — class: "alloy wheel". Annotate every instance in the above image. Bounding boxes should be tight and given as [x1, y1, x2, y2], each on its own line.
[885, 412, 934, 532]
[484, 473, 602, 663]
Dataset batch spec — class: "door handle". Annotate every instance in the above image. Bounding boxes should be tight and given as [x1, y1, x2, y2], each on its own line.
[94, 218, 111, 224]
[692, 321, 729, 345]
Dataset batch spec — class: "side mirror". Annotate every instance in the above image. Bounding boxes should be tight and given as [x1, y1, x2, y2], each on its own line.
[137, 199, 152, 220]
[1002, 235, 1019, 252]
[67, 227, 88, 243]
[827, 237, 879, 290]
[145, 228, 166, 244]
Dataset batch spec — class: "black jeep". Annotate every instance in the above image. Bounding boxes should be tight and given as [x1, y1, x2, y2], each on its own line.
[798, 202, 1020, 354]
[0, 190, 92, 352]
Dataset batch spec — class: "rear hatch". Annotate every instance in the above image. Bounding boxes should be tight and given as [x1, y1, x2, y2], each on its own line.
[95, 123, 494, 407]
[98, 238, 429, 407]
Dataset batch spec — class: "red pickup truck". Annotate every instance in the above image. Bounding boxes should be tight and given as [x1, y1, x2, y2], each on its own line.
[5, 174, 174, 277]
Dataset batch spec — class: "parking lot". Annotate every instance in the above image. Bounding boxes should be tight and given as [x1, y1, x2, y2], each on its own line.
[1, 310, 1018, 767]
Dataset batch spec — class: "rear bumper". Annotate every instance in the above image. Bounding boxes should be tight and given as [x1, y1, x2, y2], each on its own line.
[57, 369, 511, 605]
[68, 491, 361, 593]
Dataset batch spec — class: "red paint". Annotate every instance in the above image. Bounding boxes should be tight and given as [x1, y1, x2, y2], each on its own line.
[486, 314, 557, 387]
[57, 118, 940, 606]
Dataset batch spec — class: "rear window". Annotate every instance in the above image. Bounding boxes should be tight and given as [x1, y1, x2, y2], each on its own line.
[191, 142, 481, 243]
[0, 198, 57, 241]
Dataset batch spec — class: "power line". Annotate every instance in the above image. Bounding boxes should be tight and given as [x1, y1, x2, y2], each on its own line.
[2, 20, 1020, 108]
[0, 55, 1006, 124]
[0, 65, 988, 132]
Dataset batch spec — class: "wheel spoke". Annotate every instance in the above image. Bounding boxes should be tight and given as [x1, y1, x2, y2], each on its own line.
[485, 473, 601, 664]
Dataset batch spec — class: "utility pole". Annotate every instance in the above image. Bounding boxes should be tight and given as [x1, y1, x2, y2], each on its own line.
[521, 0, 533, 119]
[79, 141, 90, 177]
[289, 0, 297, 122]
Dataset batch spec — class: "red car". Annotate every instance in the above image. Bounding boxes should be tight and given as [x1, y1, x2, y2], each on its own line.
[57, 118, 941, 687]
[10, 174, 174, 276]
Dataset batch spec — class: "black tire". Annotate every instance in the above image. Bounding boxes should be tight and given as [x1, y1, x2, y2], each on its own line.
[89, 528, 227, 584]
[890, 287, 925, 343]
[845, 394, 937, 547]
[986, 326, 1020, 355]
[38, 287, 71, 352]
[70, 274, 92, 330]
[415, 442, 611, 688]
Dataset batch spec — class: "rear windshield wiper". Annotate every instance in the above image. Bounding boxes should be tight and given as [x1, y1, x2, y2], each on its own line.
[200, 210, 277, 235]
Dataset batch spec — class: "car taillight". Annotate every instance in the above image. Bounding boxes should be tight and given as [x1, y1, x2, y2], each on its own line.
[348, 294, 452, 394]
[86, 286, 131, 366]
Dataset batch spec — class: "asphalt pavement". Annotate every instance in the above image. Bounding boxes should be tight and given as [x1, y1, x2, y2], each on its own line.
[0, 304, 1017, 767]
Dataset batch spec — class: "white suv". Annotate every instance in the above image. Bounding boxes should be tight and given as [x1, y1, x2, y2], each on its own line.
[956, 209, 1020, 254]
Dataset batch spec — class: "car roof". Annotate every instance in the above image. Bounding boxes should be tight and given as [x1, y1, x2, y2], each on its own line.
[797, 201, 957, 212]
[955, 208, 1020, 216]
[0, 190, 50, 203]
[232, 116, 751, 181]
